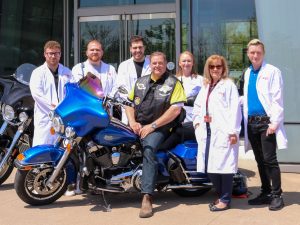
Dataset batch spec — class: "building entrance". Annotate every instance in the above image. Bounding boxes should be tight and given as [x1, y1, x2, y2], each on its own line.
[79, 13, 175, 69]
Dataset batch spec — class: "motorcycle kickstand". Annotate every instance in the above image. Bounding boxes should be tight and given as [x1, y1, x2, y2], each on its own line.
[100, 191, 111, 212]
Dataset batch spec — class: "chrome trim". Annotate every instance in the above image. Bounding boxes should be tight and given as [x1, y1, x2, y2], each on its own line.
[166, 183, 213, 189]
[45, 142, 72, 188]
[0, 121, 8, 135]
[0, 130, 22, 170]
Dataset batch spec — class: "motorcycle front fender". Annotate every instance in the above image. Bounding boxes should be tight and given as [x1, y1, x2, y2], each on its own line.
[15, 144, 64, 167]
[14, 144, 77, 184]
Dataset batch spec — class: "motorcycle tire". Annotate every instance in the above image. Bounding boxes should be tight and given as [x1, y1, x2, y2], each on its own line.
[14, 167, 68, 206]
[0, 154, 14, 185]
[172, 187, 211, 197]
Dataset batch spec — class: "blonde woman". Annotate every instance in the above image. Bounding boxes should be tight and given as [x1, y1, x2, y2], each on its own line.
[176, 51, 203, 122]
[193, 55, 242, 211]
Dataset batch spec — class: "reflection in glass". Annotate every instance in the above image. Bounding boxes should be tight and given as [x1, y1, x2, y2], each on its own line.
[80, 0, 175, 7]
[79, 16, 175, 70]
[132, 18, 175, 64]
[80, 20, 120, 69]
[191, 0, 257, 81]
[0, 0, 64, 76]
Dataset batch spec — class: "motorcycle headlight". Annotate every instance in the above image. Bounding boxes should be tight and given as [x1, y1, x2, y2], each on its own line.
[65, 126, 76, 138]
[19, 112, 29, 122]
[3, 105, 15, 121]
[52, 116, 64, 133]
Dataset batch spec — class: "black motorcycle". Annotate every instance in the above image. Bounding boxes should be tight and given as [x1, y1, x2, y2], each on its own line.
[0, 63, 36, 185]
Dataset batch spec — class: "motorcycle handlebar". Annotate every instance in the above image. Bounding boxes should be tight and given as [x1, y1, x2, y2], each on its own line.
[105, 96, 134, 107]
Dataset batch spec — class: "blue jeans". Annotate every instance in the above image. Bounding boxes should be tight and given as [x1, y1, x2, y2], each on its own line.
[208, 173, 234, 204]
[140, 130, 167, 195]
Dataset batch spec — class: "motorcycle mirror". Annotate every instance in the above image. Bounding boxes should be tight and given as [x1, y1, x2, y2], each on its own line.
[117, 86, 128, 95]
[13, 63, 36, 86]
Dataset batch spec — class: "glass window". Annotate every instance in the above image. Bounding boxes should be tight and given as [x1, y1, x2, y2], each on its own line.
[181, 0, 190, 51]
[79, 0, 175, 7]
[79, 14, 175, 69]
[190, 0, 257, 81]
[0, 0, 64, 76]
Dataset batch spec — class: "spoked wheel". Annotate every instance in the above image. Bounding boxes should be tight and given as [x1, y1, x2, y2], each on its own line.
[0, 148, 14, 185]
[14, 167, 68, 205]
[172, 187, 211, 197]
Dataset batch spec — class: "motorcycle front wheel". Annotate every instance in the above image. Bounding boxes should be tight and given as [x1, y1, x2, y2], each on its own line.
[172, 187, 211, 197]
[0, 148, 14, 185]
[14, 167, 68, 205]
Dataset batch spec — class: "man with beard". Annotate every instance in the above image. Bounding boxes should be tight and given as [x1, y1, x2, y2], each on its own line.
[116, 35, 151, 124]
[72, 40, 117, 96]
[71, 40, 117, 194]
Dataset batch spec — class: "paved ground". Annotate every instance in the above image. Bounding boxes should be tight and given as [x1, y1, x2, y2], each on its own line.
[0, 159, 299, 225]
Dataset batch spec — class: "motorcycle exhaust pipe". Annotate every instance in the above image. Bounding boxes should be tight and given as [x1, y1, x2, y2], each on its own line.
[166, 183, 212, 189]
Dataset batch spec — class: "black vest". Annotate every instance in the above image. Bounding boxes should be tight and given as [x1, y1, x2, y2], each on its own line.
[133, 73, 178, 126]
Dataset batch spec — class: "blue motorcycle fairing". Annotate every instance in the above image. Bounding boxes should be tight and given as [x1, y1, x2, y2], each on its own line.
[93, 120, 138, 146]
[15, 144, 77, 184]
[55, 83, 109, 137]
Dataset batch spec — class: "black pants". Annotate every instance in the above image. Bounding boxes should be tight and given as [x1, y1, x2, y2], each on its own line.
[208, 173, 234, 204]
[247, 123, 282, 196]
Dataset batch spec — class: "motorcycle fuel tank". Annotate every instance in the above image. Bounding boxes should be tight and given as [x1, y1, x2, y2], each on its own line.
[92, 119, 138, 146]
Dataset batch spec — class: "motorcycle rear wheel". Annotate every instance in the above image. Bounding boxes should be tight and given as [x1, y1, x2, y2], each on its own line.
[172, 187, 211, 197]
[14, 167, 68, 205]
[0, 148, 14, 185]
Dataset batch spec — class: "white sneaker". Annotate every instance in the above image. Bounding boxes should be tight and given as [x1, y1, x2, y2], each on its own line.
[64, 189, 76, 197]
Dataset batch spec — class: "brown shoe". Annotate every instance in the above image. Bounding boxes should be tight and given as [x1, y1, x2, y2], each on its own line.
[139, 194, 153, 218]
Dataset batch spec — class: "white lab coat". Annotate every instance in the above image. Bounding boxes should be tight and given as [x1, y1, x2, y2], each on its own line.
[72, 60, 117, 96]
[193, 78, 242, 173]
[30, 63, 72, 146]
[243, 62, 288, 151]
[179, 75, 203, 122]
[116, 56, 151, 123]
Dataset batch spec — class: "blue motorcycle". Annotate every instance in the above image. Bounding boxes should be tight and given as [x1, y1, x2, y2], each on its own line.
[14, 73, 246, 206]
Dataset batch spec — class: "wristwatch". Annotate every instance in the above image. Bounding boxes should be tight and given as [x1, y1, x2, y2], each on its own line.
[151, 122, 157, 130]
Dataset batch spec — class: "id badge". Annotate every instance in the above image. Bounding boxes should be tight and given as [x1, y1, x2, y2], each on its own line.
[204, 115, 212, 123]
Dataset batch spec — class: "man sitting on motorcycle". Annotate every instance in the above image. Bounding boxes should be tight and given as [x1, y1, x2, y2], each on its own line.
[125, 51, 186, 218]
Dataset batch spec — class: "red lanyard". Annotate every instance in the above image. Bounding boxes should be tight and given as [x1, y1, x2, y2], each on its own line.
[205, 81, 219, 115]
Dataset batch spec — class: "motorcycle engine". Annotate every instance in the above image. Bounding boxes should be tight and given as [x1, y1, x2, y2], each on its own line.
[87, 142, 112, 168]
[86, 142, 135, 168]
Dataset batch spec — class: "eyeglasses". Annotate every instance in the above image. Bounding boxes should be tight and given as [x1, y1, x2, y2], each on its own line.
[209, 65, 223, 70]
[45, 52, 61, 57]
[131, 46, 144, 50]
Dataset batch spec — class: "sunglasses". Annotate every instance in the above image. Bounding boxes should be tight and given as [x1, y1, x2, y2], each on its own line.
[209, 65, 223, 70]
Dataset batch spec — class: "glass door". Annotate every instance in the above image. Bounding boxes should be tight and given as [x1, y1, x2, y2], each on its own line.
[79, 13, 175, 70]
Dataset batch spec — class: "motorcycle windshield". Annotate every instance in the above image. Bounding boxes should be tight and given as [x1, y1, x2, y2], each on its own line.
[13, 63, 36, 86]
[79, 72, 104, 99]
